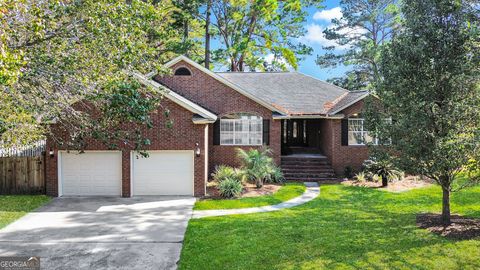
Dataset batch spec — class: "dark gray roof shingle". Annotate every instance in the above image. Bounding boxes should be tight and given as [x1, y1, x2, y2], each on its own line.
[217, 72, 350, 115]
[327, 90, 369, 114]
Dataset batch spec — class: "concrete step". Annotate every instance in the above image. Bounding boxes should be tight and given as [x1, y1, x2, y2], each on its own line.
[281, 156, 328, 161]
[281, 158, 329, 163]
[285, 177, 339, 182]
[282, 164, 332, 170]
[282, 169, 335, 175]
[284, 172, 336, 178]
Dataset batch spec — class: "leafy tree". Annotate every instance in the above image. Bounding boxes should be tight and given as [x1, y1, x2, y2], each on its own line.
[209, 0, 321, 71]
[367, 0, 480, 224]
[326, 71, 369, 90]
[0, 0, 181, 150]
[316, 0, 400, 89]
[167, 0, 206, 60]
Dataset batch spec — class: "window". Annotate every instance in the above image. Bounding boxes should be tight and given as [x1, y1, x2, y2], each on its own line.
[348, 118, 378, 145]
[348, 118, 389, 146]
[220, 113, 262, 145]
[174, 67, 191, 76]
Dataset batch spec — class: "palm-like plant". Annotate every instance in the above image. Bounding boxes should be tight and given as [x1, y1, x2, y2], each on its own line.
[236, 147, 273, 188]
[364, 159, 402, 187]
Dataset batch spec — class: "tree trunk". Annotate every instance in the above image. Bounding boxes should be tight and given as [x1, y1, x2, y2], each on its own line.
[204, 0, 211, 68]
[183, 19, 189, 57]
[255, 178, 263, 188]
[381, 173, 388, 187]
[442, 187, 451, 225]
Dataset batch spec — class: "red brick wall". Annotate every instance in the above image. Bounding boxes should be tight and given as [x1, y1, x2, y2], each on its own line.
[154, 61, 281, 175]
[45, 99, 207, 197]
[329, 100, 369, 175]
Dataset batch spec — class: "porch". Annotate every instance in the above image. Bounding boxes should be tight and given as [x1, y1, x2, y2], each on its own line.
[280, 119, 328, 156]
[280, 119, 337, 181]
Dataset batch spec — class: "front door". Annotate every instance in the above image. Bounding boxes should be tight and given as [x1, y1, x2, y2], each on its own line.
[284, 119, 307, 146]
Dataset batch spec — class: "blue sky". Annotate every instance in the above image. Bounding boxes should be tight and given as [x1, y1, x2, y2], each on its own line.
[210, 0, 349, 81]
[299, 0, 349, 81]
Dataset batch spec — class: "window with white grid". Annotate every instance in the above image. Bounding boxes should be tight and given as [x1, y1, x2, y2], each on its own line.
[348, 118, 391, 146]
[220, 114, 263, 146]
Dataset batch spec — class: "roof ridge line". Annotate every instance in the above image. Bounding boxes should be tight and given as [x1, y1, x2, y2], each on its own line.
[293, 71, 349, 93]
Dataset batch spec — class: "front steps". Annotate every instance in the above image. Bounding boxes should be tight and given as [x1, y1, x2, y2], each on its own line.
[281, 155, 337, 181]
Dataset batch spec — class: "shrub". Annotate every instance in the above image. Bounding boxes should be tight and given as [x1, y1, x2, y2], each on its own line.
[354, 172, 367, 182]
[344, 166, 354, 178]
[266, 166, 285, 183]
[363, 159, 402, 187]
[212, 165, 236, 183]
[218, 178, 243, 198]
[236, 147, 282, 188]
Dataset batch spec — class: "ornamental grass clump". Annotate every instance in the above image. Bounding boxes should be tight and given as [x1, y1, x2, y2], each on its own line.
[212, 165, 236, 183]
[218, 178, 243, 198]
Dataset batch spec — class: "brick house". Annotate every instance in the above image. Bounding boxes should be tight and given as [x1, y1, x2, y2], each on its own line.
[46, 55, 373, 197]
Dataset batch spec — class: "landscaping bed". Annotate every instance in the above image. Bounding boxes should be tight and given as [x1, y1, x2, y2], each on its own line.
[417, 213, 480, 240]
[206, 182, 282, 198]
[195, 183, 305, 210]
[343, 175, 433, 192]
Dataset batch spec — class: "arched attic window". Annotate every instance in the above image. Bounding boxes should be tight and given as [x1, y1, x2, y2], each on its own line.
[219, 113, 264, 145]
[174, 67, 192, 76]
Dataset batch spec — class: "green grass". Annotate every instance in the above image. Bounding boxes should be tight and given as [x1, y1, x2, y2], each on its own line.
[0, 195, 51, 229]
[180, 184, 480, 270]
[194, 183, 306, 210]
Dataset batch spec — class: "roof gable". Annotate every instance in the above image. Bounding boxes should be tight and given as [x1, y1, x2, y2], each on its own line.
[327, 90, 369, 115]
[133, 72, 217, 123]
[162, 56, 284, 114]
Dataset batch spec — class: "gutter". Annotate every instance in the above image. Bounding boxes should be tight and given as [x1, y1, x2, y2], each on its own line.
[272, 114, 345, 120]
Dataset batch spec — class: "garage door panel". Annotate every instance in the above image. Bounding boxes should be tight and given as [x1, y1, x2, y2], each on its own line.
[133, 151, 194, 196]
[60, 152, 121, 196]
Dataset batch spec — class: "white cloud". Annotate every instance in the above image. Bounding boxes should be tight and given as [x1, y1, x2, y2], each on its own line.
[303, 24, 350, 50]
[313, 7, 342, 22]
[264, 53, 293, 70]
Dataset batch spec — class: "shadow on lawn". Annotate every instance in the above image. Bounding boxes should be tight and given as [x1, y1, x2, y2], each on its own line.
[180, 184, 480, 270]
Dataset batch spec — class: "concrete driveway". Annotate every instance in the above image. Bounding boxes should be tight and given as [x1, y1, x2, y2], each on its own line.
[0, 196, 196, 270]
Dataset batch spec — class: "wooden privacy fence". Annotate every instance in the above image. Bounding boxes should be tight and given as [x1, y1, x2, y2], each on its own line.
[0, 140, 46, 194]
[0, 156, 45, 194]
[0, 140, 46, 195]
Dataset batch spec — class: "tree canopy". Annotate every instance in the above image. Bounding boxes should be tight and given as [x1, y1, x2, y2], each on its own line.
[366, 0, 480, 224]
[317, 0, 401, 89]
[208, 0, 322, 71]
[0, 0, 182, 149]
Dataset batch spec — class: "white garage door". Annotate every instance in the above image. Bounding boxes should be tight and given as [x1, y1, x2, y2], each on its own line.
[132, 151, 194, 196]
[60, 151, 122, 196]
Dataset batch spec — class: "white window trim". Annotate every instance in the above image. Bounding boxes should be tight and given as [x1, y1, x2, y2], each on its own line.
[348, 118, 379, 146]
[220, 117, 263, 146]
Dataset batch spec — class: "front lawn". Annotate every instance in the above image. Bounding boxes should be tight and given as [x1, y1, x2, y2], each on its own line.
[194, 183, 306, 210]
[180, 184, 480, 269]
[0, 195, 51, 229]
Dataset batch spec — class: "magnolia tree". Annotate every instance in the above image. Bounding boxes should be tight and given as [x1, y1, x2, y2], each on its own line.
[0, 0, 182, 150]
[366, 0, 480, 224]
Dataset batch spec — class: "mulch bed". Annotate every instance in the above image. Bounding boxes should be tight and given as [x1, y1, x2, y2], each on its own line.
[343, 176, 433, 192]
[417, 213, 480, 240]
[204, 183, 281, 199]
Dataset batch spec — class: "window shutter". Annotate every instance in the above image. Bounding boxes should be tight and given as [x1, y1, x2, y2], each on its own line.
[341, 119, 348, 146]
[263, 119, 270, 145]
[213, 120, 220, 145]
